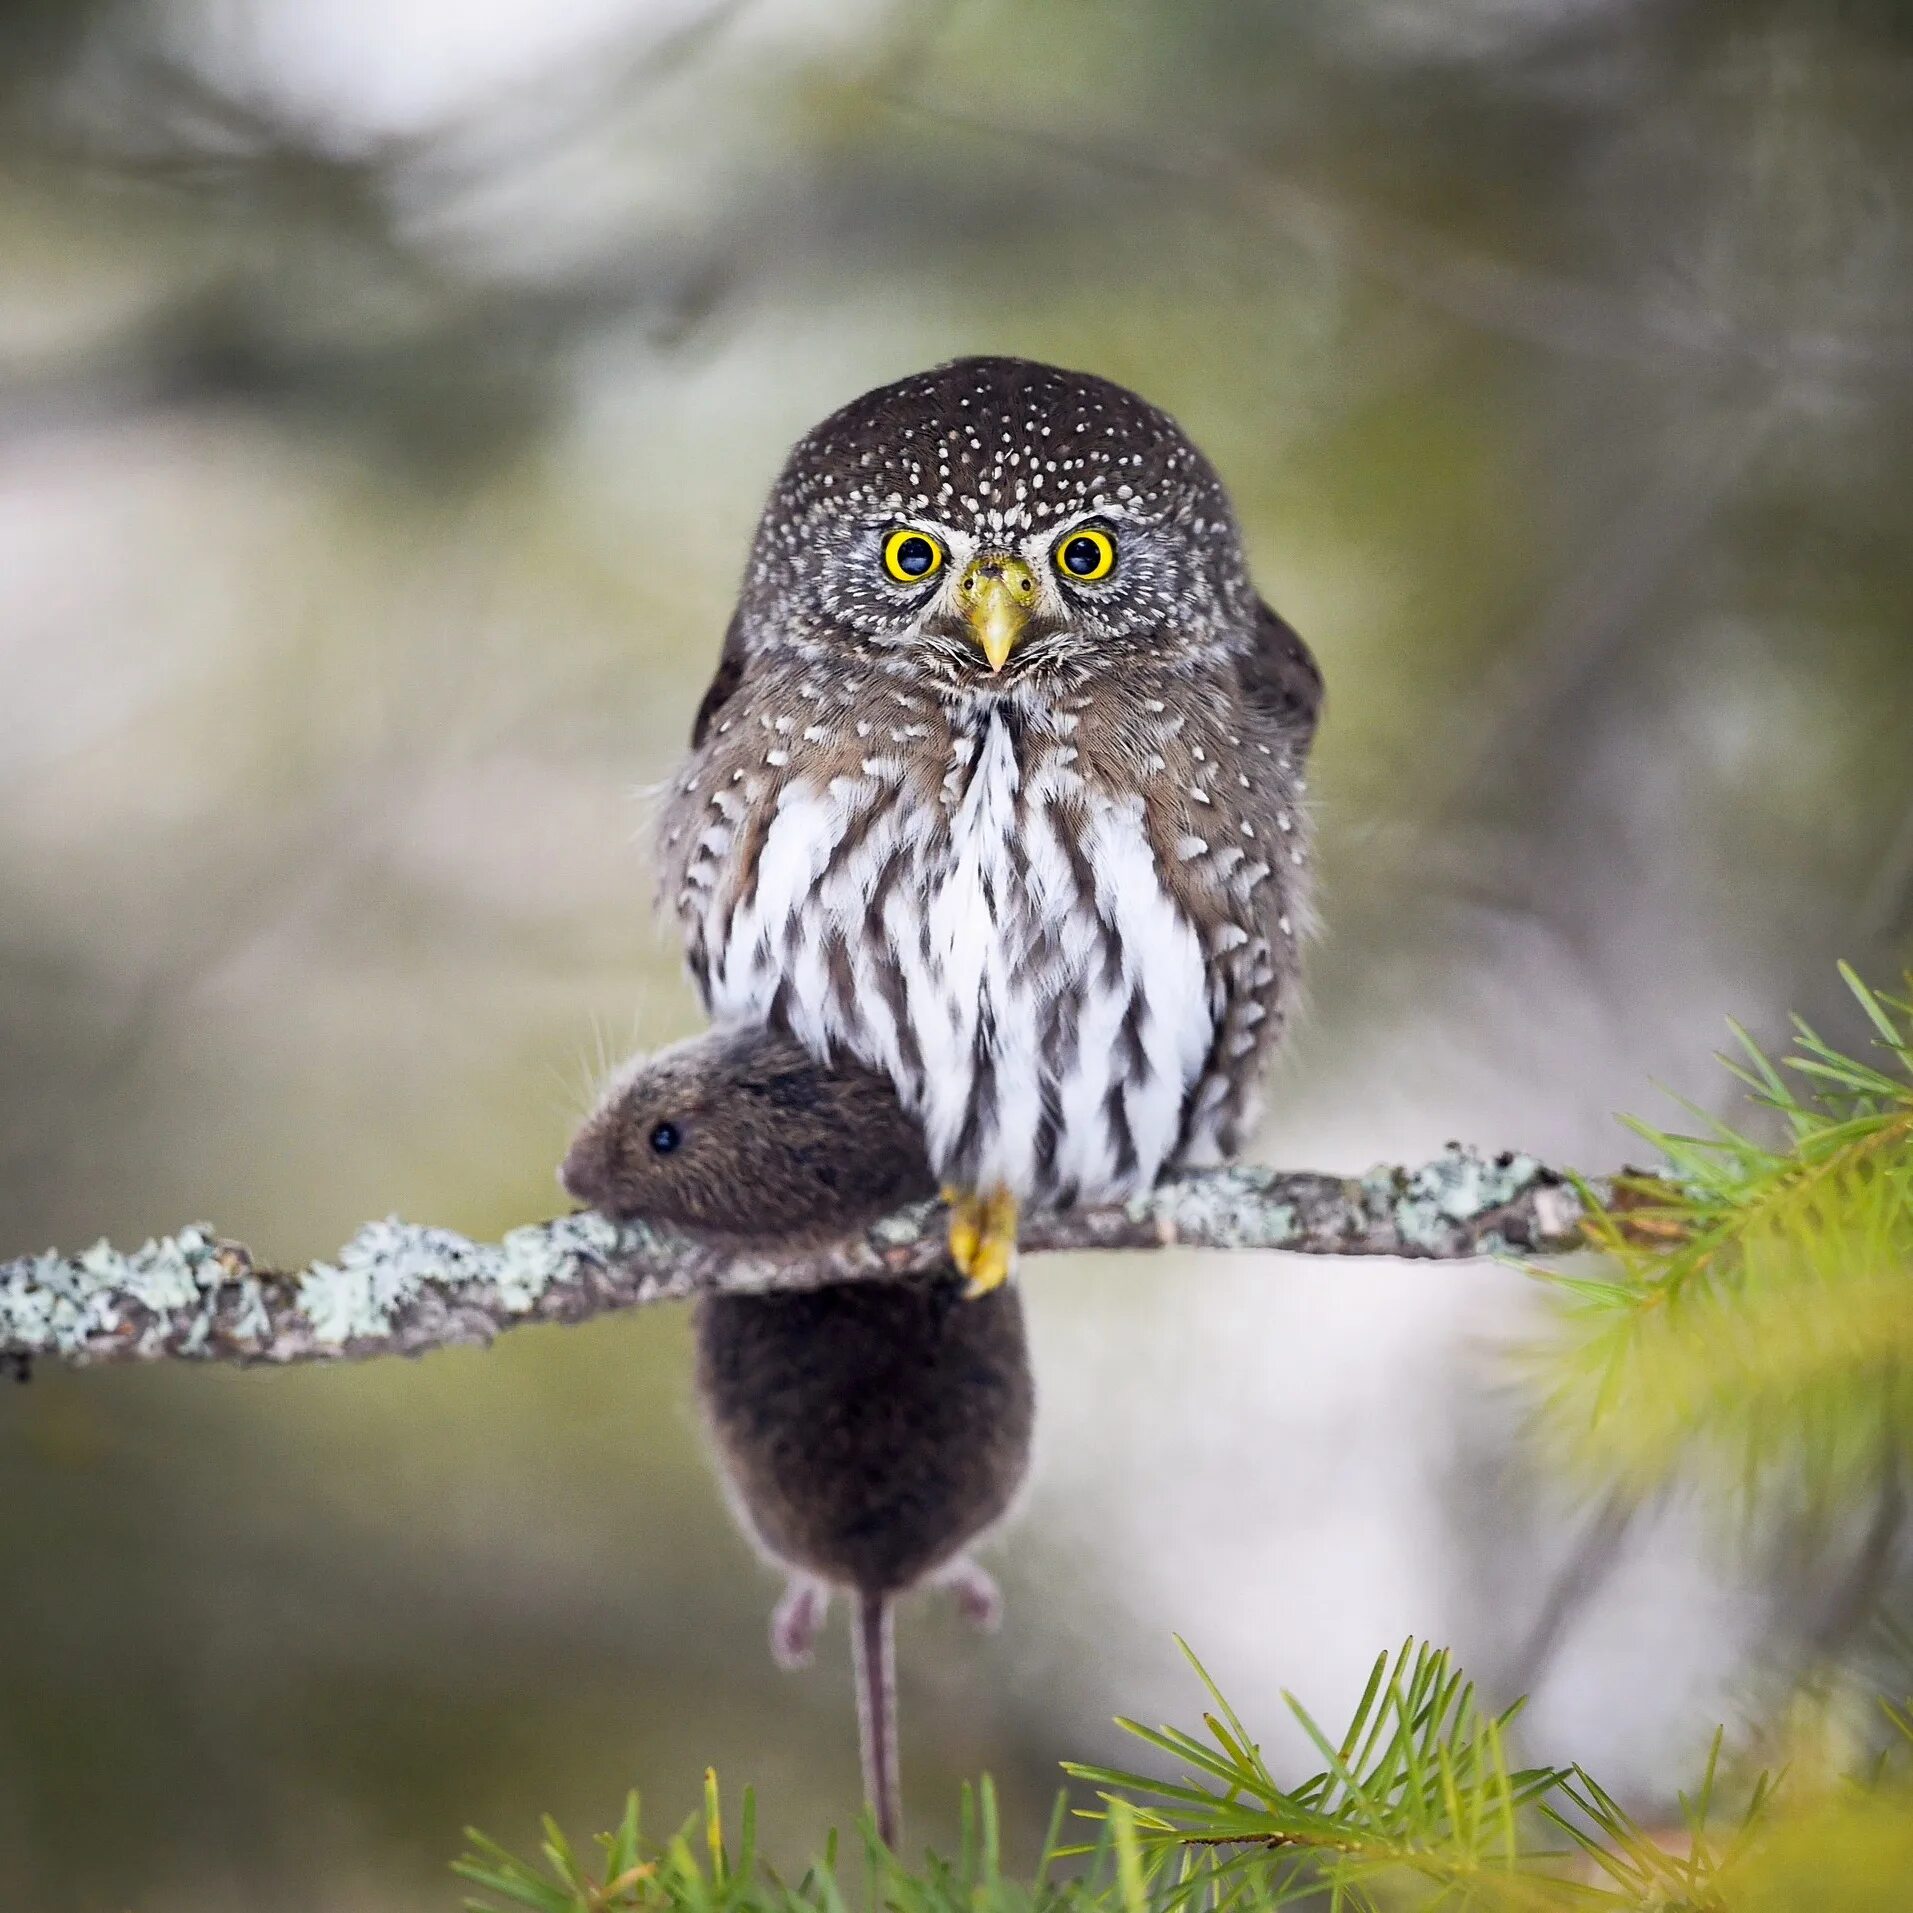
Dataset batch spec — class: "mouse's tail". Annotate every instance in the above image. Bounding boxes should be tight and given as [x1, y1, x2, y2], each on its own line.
[851, 1588, 901, 1848]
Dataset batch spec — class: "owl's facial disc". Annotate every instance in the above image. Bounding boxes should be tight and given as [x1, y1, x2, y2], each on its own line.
[955, 553, 1037, 672]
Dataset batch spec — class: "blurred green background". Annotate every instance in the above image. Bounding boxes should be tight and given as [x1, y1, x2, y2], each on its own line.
[3, 2, 1913, 1907]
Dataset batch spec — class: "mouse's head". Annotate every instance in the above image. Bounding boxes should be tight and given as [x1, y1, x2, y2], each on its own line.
[561, 1026, 934, 1242]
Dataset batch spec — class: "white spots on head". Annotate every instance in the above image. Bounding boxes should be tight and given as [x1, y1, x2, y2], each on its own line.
[746, 359, 1260, 669]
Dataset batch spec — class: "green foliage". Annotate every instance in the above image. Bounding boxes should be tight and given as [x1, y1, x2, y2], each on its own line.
[460, 1640, 1913, 1913]
[1064, 1638, 1810, 1911]
[1538, 964, 1913, 1504]
[457, 1767, 1114, 1913]
[1063, 1638, 1553, 1906]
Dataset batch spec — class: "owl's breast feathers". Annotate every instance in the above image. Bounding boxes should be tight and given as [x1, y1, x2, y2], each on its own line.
[659, 654, 1310, 1205]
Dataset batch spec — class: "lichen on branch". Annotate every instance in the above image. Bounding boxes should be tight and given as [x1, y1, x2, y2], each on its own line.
[0, 1146, 1593, 1372]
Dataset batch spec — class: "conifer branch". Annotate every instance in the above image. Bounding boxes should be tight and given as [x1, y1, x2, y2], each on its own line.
[1537, 964, 1913, 1499]
[0, 1147, 1592, 1372]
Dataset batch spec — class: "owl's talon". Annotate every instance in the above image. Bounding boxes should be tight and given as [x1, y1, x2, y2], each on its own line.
[961, 1188, 1019, 1297]
[946, 1190, 983, 1277]
[962, 1241, 1013, 1297]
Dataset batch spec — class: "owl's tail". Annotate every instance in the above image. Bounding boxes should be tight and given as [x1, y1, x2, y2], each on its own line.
[851, 1588, 901, 1847]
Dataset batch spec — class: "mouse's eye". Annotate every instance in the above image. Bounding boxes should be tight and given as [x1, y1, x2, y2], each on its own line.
[649, 1121, 682, 1156]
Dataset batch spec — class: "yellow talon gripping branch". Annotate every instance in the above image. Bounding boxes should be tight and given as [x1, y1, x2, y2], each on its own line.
[944, 1186, 1020, 1297]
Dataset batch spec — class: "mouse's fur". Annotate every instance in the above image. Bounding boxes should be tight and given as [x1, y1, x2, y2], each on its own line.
[562, 1025, 933, 1243]
[562, 1025, 1034, 1847]
[695, 1280, 1032, 1597]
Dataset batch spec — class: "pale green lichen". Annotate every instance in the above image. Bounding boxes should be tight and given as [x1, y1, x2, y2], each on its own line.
[227, 1278, 275, 1347]
[602, 1214, 673, 1277]
[297, 1220, 473, 1345]
[2, 1209, 631, 1359]
[296, 1210, 625, 1346]
[1151, 1166, 1301, 1248]
[1377, 1147, 1549, 1253]
[497, 1212, 620, 1308]
[1, 1224, 231, 1358]
[869, 1199, 939, 1250]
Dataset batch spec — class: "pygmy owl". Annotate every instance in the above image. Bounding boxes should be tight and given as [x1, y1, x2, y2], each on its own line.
[658, 356, 1322, 1290]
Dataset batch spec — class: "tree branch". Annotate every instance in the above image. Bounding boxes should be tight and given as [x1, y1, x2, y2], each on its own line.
[0, 1147, 1596, 1372]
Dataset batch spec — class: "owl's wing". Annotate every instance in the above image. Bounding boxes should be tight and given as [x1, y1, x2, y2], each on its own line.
[1238, 599, 1324, 755]
[690, 608, 749, 748]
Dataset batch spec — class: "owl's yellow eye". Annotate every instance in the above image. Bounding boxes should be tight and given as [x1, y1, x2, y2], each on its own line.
[882, 528, 945, 584]
[1055, 527, 1117, 582]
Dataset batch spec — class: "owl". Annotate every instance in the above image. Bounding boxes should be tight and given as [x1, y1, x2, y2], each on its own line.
[658, 357, 1321, 1291]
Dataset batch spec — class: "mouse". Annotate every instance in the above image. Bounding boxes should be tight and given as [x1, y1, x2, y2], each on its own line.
[562, 1024, 1035, 1847]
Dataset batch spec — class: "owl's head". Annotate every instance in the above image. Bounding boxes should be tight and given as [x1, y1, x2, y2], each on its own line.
[739, 357, 1256, 684]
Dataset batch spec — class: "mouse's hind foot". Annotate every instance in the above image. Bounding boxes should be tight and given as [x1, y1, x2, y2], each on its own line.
[770, 1575, 829, 1669]
[940, 1557, 1003, 1631]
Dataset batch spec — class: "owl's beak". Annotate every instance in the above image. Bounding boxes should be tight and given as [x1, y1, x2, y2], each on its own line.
[956, 554, 1036, 672]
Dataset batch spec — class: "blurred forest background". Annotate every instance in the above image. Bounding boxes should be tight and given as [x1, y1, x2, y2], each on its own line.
[3, 2, 1913, 1908]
